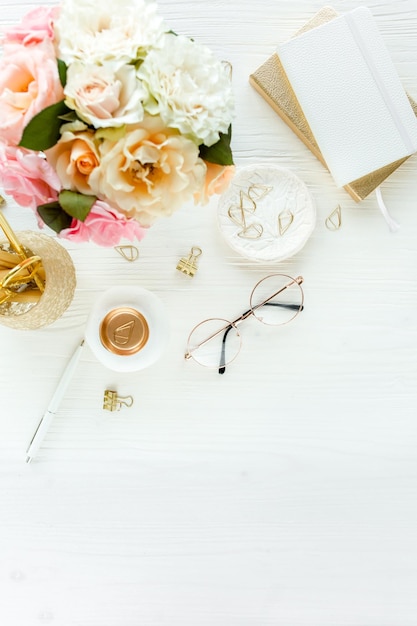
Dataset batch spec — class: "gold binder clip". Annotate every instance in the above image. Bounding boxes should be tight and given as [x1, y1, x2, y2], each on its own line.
[176, 246, 202, 277]
[114, 245, 139, 262]
[103, 390, 134, 412]
[325, 205, 342, 231]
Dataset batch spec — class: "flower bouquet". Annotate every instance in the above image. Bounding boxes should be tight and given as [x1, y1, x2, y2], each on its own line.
[0, 0, 234, 246]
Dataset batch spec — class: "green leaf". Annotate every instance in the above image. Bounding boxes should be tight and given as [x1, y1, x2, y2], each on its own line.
[58, 111, 79, 123]
[37, 202, 72, 234]
[19, 100, 71, 151]
[58, 190, 96, 222]
[199, 125, 234, 166]
[57, 59, 67, 87]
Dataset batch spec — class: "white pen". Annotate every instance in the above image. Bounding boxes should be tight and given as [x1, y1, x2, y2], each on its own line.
[26, 339, 85, 463]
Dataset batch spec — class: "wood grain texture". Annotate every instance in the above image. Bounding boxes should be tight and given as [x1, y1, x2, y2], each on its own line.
[1, 0, 417, 624]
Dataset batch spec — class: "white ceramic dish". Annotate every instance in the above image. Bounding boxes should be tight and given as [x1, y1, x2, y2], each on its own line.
[217, 164, 316, 262]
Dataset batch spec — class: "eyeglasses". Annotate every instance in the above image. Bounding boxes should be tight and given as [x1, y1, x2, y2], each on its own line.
[185, 273, 304, 374]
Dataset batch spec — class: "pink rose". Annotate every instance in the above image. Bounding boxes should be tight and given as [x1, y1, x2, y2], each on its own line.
[0, 40, 64, 145]
[2, 7, 58, 45]
[0, 143, 60, 209]
[59, 200, 147, 246]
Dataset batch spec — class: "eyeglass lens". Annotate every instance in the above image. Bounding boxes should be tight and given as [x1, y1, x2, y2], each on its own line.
[186, 317, 242, 368]
[250, 274, 303, 325]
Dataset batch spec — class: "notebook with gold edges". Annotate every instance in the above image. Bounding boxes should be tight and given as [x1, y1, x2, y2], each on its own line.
[249, 6, 417, 202]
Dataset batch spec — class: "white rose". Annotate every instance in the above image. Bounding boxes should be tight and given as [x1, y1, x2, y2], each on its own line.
[54, 0, 165, 64]
[138, 34, 234, 147]
[64, 61, 146, 128]
[88, 115, 206, 225]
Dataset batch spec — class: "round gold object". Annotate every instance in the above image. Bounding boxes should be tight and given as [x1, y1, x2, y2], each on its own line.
[99, 307, 149, 356]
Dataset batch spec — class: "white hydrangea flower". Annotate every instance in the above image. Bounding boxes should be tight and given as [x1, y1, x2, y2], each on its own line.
[54, 0, 165, 64]
[138, 34, 234, 147]
[64, 61, 146, 128]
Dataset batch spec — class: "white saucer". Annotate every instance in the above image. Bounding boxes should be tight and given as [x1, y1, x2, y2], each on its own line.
[217, 164, 316, 262]
[85, 286, 169, 372]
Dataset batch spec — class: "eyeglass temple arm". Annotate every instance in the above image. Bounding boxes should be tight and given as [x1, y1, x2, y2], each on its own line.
[218, 301, 304, 374]
[219, 322, 237, 375]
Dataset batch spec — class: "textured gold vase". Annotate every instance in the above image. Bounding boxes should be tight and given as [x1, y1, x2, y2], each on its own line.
[0, 231, 76, 330]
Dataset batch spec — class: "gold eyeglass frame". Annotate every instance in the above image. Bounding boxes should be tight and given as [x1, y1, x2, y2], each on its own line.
[185, 273, 304, 373]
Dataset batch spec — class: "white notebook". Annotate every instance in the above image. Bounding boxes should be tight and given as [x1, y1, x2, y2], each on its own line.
[278, 6, 417, 187]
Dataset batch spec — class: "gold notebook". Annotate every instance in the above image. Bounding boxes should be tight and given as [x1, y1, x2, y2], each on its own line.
[249, 6, 417, 202]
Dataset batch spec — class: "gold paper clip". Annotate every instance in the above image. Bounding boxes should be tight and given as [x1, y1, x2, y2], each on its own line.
[0, 255, 43, 288]
[247, 184, 273, 202]
[176, 246, 202, 277]
[103, 390, 134, 412]
[278, 209, 294, 236]
[237, 223, 263, 239]
[0, 205, 45, 293]
[325, 205, 342, 231]
[222, 60, 233, 80]
[114, 245, 139, 262]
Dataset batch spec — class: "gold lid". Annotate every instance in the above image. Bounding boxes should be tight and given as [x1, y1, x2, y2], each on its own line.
[99, 307, 149, 356]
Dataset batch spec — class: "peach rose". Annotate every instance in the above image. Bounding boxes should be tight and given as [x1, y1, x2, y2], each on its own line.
[46, 129, 100, 195]
[0, 143, 60, 210]
[3, 7, 58, 45]
[59, 200, 147, 246]
[0, 40, 64, 145]
[89, 115, 206, 226]
[195, 162, 235, 204]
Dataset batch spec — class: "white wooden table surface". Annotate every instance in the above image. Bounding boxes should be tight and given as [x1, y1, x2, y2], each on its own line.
[1, 0, 417, 624]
